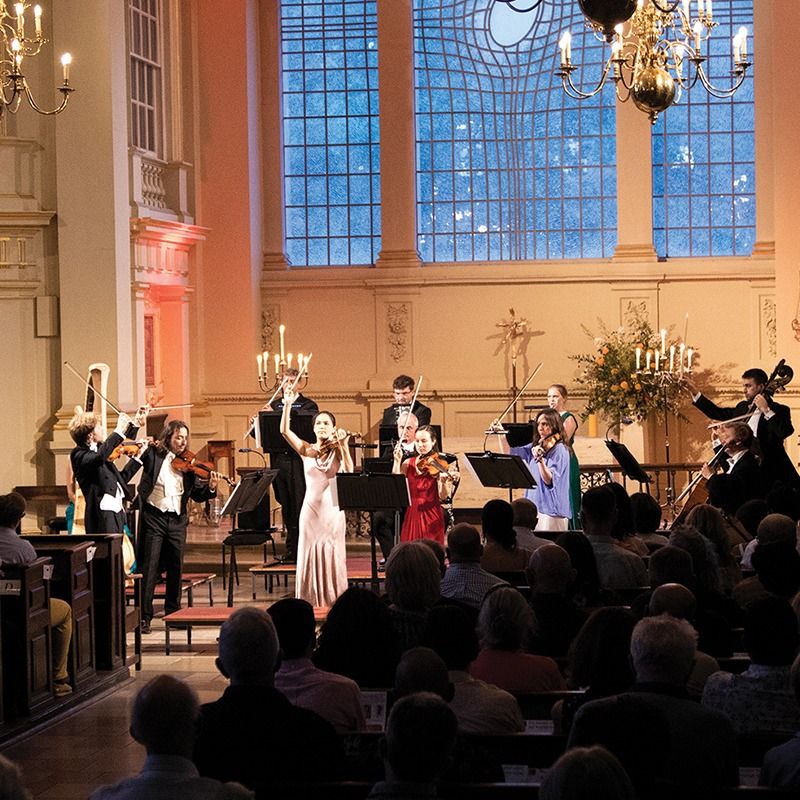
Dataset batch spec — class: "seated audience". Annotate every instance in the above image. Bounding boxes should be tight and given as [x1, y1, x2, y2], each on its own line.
[554, 607, 635, 735]
[605, 482, 648, 557]
[526, 543, 588, 657]
[648, 584, 720, 699]
[702, 595, 800, 735]
[570, 615, 738, 791]
[740, 512, 798, 570]
[581, 487, 648, 591]
[313, 587, 401, 687]
[193, 607, 344, 790]
[480, 499, 531, 573]
[734, 538, 800, 610]
[470, 586, 566, 692]
[512, 497, 551, 552]
[91, 675, 252, 799]
[417, 537, 447, 577]
[760, 652, 800, 788]
[421, 604, 524, 733]
[368, 693, 457, 800]
[630, 492, 668, 551]
[0, 492, 73, 697]
[0, 754, 32, 800]
[706, 474, 752, 545]
[736, 498, 770, 544]
[686, 504, 743, 594]
[268, 598, 366, 732]
[385, 541, 442, 651]
[440, 524, 507, 610]
[540, 746, 635, 800]
[555, 530, 601, 607]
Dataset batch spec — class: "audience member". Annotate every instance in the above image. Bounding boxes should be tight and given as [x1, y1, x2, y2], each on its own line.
[736, 498, 770, 543]
[707, 474, 752, 545]
[313, 587, 401, 687]
[470, 586, 566, 692]
[367, 693, 457, 800]
[760, 652, 800, 788]
[0, 492, 73, 697]
[540, 746, 635, 800]
[421, 604, 524, 733]
[385, 541, 442, 651]
[193, 607, 344, 790]
[630, 492, 668, 551]
[686, 504, 743, 594]
[417, 537, 446, 577]
[440, 524, 506, 610]
[648, 584, 720, 699]
[766, 484, 800, 522]
[525, 543, 588, 657]
[91, 675, 253, 799]
[740, 512, 798, 571]
[480, 499, 531, 572]
[555, 530, 601, 607]
[512, 497, 551, 552]
[605, 482, 648, 557]
[570, 615, 738, 791]
[734, 539, 800, 610]
[702, 595, 800, 735]
[0, 755, 32, 800]
[581, 487, 647, 591]
[268, 598, 366, 732]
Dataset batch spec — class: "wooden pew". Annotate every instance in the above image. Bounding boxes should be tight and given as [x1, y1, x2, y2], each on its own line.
[0, 558, 54, 719]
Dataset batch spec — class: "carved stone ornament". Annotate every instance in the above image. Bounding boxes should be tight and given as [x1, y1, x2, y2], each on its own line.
[387, 303, 409, 363]
[762, 296, 776, 357]
[261, 306, 280, 351]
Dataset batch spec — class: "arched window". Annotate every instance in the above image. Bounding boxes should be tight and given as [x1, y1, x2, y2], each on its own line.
[414, 0, 617, 262]
[651, 0, 755, 257]
[281, 0, 381, 266]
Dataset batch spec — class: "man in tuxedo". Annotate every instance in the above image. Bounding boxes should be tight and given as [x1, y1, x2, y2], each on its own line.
[137, 420, 218, 633]
[381, 374, 432, 427]
[69, 406, 149, 534]
[709, 422, 764, 502]
[688, 368, 800, 492]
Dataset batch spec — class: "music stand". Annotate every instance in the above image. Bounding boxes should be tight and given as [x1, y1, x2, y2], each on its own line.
[604, 440, 651, 486]
[258, 410, 315, 454]
[503, 422, 534, 448]
[465, 452, 537, 504]
[221, 469, 278, 605]
[336, 473, 410, 593]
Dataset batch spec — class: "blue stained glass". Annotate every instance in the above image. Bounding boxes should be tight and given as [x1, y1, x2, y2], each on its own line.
[327, 146, 348, 173]
[305, 118, 326, 144]
[328, 176, 348, 203]
[308, 207, 329, 236]
[329, 207, 348, 235]
[306, 146, 327, 174]
[286, 207, 308, 237]
[286, 178, 306, 205]
[307, 176, 327, 203]
[305, 92, 326, 116]
[286, 239, 306, 266]
[326, 92, 347, 115]
[307, 238, 328, 266]
[285, 147, 306, 176]
[351, 235, 374, 265]
[350, 205, 371, 231]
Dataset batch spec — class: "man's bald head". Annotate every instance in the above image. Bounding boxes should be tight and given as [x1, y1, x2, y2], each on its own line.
[394, 646, 454, 702]
[649, 583, 697, 622]
[217, 607, 280, 685]
[525, 543, 573, 595]
[757, 513, 797, 545]
[446, 523, 482, 563]
[130, 675, 199, 757]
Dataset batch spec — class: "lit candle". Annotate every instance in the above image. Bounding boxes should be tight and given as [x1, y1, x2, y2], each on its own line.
[697, 0, 704, 18]
[287, 353, 293, 369]
[635, 347, 642, 371]
[646, 350, 652, 371]
[14, 3, 23, 37]
[738, 26, 747, 61]
[60, 52, 71, 83]
[279, 324, 286, 361]
[706, 0, 712, 20]
[655, 349, 661, 372]
[733, 34, 741, 64]
[679, 343, 686, 373]
[669, 345, 675, 372]
[257, 353, 263, 379]
[660, 328, 666, 354]
[693, 21, 702, 52]
[298, 353, 304, 373]
[34, 5, 41, 37]
[558, 31, 571, 67]
[611, 41, 622, 76]
[262, 351, 269, 377]
[682, 0, 691, 19]
[274, 354, 280, 375]
[687, 348, 694, 370]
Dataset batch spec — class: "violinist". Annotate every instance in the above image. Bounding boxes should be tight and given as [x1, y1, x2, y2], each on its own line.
[686, 368, 799, 492]
[703, 421, 764, 503]
[494, 408, 572, 532]
[137, 420, 220, 634]
[392, 425, 458, 545]
[68, 405, 149, 535]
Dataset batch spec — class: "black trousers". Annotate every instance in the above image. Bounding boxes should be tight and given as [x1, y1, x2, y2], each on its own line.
[372, 509, 405, 559]
[270, 451, 306, 557]
[139, 504, 186, 622]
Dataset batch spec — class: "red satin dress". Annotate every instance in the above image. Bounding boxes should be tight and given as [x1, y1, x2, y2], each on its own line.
[400, 457, 445, 545]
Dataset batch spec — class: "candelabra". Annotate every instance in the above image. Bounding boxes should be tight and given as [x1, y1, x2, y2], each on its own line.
[256, 324, 310, 395]
[557, 0, 750, 124]
[1, 1, 73, 118]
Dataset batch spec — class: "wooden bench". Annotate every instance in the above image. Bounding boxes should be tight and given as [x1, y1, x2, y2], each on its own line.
[126, 572, 216, 608]
[164, 604, 330, 654]
[250, 562, 294, 597]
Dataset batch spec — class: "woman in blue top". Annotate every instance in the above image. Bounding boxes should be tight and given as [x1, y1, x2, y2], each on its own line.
[508, 408, 573, 532]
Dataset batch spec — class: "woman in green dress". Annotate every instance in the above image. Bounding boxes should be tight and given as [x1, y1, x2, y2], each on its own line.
[547, 384, 581, 529]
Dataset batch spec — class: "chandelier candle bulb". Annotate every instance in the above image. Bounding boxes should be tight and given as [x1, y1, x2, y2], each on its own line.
[636, 347, 642, 371]
[706, 0, 712, 21]
[693, 21, 702, 53]
[679, 343, 686, 373]
[257, 354, 263, 379]
[682, 0, 691, 20]
[274, 354, 280, 374]
[655, 349, 661, 372]
[687, 348, 694, 370]
[33, 4, 41, 37]
[660, 329, 666, 354]
[697, 0, 704, 18]
[262, 351, 269, 377]
[287, 353, 293, 369]
[739, 27, 747, 61]
[646, 350, 652, 372]
[14, 2, 22, 37]
[559, 31, 571, 67]
[670, 345, 675, 372]
[60, 52, 71, 82]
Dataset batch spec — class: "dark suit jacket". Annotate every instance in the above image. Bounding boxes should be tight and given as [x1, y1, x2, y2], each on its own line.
[381, 400, 432, 427]
[137, 447, 215, 517]
[727, 450, 764, 501]
[694, 394, 799, 491]
[70, 428, 142, 534]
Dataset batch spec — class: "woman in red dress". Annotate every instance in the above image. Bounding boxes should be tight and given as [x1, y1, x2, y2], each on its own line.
[392, 425, 456, 545]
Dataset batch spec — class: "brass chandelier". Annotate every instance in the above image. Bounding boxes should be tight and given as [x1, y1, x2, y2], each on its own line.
[557, 0, 750, 124]
[0, 1, 73, 118]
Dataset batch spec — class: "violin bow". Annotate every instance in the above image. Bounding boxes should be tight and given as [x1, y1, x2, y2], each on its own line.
[64, 361, 126, 416]
[489, 362, 543, 432]
[397, 375, 423, 448]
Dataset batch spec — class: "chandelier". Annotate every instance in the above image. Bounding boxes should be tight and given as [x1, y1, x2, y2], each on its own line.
[1, 1, 73, 118]
[557, 0, 750, 124]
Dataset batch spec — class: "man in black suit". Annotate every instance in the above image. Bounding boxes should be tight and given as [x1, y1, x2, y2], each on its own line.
[688, 368, 800, 492]
[69, 406, 148, 534]
[381, 374, 432, 427]
[707, 421, 764, 502]
[137, 419, 218, 633]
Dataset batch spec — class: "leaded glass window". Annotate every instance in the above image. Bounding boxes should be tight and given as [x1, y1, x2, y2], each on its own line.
[129, 0, 162, 155]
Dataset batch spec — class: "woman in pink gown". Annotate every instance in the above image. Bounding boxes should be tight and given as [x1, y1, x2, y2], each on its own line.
[393, 425, 457, 545]
[280, 388, 353, 606]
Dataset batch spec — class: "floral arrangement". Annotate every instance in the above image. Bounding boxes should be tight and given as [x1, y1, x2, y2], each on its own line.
[570, 308, 689, 424]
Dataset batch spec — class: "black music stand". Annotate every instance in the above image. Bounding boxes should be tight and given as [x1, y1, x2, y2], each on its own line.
[336, 473, 410, 593]
[605, 440, 651, 486]
[258, 410, 315, 454]
[503, 422, 534, 448]
[220, 469, 278, 606]
[465, 451, 537, 504]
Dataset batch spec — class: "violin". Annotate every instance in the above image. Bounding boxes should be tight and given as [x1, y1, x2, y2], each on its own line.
[108, 441, 143, 461]
[317, 430, 361, 456]
[171, 449, 235, 488]
[416, 451, 459, 479]
[536, 432, 563, 453]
